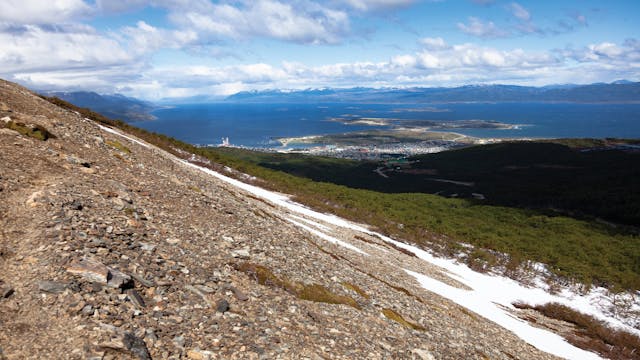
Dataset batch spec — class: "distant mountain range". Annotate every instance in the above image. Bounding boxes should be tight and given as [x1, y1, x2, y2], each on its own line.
[226, 81, 640, 103]
[39, 91, 157, 122]
[36, 82, 640, 117]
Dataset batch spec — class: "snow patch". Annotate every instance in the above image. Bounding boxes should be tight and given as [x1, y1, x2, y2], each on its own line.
[286, 218, 368, 255]
[97, 124, 151, 149]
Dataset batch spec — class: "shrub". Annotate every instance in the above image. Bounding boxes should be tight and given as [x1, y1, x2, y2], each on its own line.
[513, 302, 640, 360]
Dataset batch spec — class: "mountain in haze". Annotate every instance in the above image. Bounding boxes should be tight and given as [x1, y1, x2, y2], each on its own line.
[226, 81, 640, 103]
[39, 91, 157, 122]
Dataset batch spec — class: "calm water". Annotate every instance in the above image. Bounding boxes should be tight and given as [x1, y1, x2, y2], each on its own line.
[132, 102, 640, 147]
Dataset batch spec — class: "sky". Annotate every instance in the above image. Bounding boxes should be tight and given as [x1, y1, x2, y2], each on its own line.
[0, 0, 638, 100]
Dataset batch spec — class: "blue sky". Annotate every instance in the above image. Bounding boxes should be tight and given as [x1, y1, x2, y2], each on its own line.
[0, 0, 638, 100]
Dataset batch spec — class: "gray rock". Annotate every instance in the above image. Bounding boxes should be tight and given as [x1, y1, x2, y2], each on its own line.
[216, 299, 230, 313]
[123, 332, 152, 360]
[229, 286, 249, 301]
[107, 268, 133, 289]
[126, 289, 146, 309]
[131, 273, 155, 288]
[231, 248, 250, 259]
[81, 304, 94, 316]
[37, 280, 68, 294]
[172, 335, 185, 348]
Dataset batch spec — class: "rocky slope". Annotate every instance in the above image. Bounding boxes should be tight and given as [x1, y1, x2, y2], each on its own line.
[0, 79, 564, 359]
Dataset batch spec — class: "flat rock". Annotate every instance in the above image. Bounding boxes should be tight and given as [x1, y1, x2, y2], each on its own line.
[37, 280, 68, 294]
[66, 258, 109, 283]
[230, 248, 250, 259]
[107, 268, 132, 289]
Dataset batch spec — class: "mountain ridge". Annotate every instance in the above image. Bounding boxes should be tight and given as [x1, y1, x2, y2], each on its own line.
[39, 90, 157, 122]
[226, 81, 640, 104]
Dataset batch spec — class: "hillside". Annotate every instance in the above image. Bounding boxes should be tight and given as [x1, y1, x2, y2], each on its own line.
[1, 79, 637, 359]
[39, 91, 156, 122]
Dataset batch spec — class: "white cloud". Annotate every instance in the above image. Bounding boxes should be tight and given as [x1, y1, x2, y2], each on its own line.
[0, 24, 132, 74]
[338, 0, 417, 11]
[96, 0, 150, 13]
[570, 41, 640, 63]
[420, 37, 449, 50]
[168, 0, 351, 45]
[120, 21, 198, 53]
[0, 0, 92, 24]
[20, 36, 640, 99]
[508, 2, 530, 21]
[457, 17, 509, 38]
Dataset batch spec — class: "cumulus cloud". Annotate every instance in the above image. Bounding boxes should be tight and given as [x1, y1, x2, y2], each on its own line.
[0, 24, 132, 74]
[165, 0, 350, 45]
[420, 37, 449, 50]
[568, 40, 640, 63]
[0, 0, 92, 24]
[120, 21, 198, 53]
[116, 38, 570, 99]
[457, 17, 509, 38]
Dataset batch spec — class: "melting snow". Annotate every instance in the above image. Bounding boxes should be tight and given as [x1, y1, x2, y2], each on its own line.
[97, 124, 151, 149]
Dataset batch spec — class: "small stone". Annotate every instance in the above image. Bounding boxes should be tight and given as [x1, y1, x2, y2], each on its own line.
[231, 248, 250, 259]
[230, 286, 249, 301]
[64, 199, 83, 211]
[187, 349, 214, 360]
[37, 280, 68, 294]
[131, 273, 155, 288]
[172, 335, 185, 348]
[81, 304, 94, 316]
[66, 258, 109, 283]
[216, 299, 230, 313]
[166, 238, 181, 245]
[139, 242, 156, 252]
[412, 349, 435, 360]
[125, 289, 146, 309]
[1, 284, 14, 298]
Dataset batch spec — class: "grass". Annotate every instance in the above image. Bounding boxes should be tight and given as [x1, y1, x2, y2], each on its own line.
[513, 302, 640, 360]
[1, 120, 55, 141]
[106, 139, 131, 154]
[382, 308, 426, 331]
[40, 95, 640, 292]
[235, 262, 360, 309]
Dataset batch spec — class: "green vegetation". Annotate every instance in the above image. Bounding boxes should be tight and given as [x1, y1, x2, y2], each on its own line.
[42, 95, 640, 291]
[0, 119, 55, 141]
[235, 262, 360, 309]
[514, 302, 640, 360]
[381, 308, 426, 331]
[106, 139, 131, 154]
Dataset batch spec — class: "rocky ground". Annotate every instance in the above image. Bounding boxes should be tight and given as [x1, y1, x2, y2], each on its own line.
[0, 79, 561, 359]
